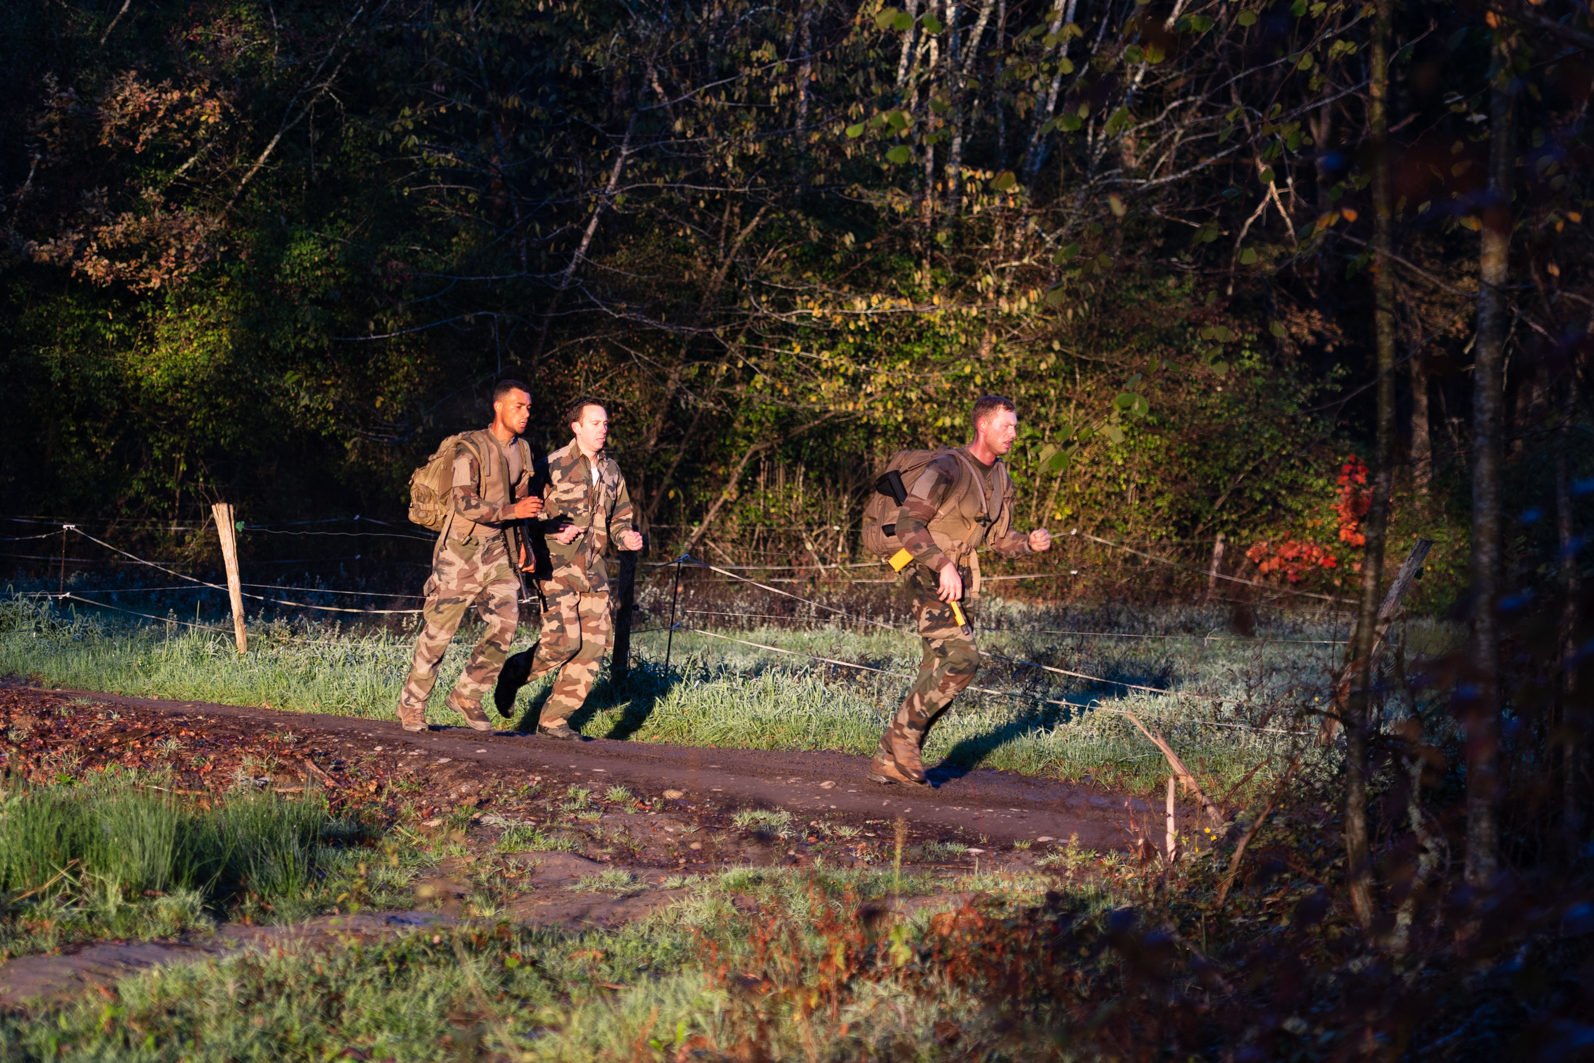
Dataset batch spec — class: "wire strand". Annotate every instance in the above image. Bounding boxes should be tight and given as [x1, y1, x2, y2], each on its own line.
[676, 624, 1310, 736]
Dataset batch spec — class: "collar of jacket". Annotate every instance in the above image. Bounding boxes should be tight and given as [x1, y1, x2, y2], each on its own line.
[557, 437, 611, 475]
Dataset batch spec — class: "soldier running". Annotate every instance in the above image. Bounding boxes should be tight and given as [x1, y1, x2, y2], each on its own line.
[398, 380, 543, 732]
[869, 394, 1052, 785]
[494, 398, 643, 739]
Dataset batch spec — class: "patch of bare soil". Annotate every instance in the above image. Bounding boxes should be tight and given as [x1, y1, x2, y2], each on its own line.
[0, 911, 454, 1008]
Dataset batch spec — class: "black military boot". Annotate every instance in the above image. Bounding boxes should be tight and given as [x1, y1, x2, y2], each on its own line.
[494, 648, 535, 718]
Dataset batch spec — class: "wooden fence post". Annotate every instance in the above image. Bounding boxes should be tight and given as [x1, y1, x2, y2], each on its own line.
[611, 532, 644, 680]
[1205, 533, 1225, 603]
[1166, 776, 1178, 864]
[213, 503, 247, 653]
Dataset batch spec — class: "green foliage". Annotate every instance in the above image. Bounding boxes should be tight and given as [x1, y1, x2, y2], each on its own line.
[0, 775, 331, 906]
[0, 0, 1582, 585]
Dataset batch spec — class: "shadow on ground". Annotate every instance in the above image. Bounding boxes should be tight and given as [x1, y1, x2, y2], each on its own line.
[926, 656, 1172, 786]
[506, 658, 680, 741]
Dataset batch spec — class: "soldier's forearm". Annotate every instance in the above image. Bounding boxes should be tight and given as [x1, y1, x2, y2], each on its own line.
[895, 511, 951, 571]
[989, 531, 1035, 559]
[451, 487, 508, 525]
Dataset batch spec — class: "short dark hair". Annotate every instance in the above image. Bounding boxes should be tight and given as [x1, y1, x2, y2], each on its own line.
[971, 394, 1016, 431]
[565, 396, 606, 426]
[492, 379, 530, 404]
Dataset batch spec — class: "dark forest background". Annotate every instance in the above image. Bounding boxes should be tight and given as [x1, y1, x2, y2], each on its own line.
[0, 0, 1590, 597]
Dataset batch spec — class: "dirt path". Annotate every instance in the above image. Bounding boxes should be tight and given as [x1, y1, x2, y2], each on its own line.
[17, 685, 1155, 850]
[0, 682, 1175, 1008]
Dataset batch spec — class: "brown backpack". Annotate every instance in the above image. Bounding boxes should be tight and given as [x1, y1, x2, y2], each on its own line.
[861, 447, 1003, 558]
[408, 432, 501, 532]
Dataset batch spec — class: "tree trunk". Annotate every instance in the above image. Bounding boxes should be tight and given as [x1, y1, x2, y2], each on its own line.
[1343, 0, 1396, 932]
[1464, 24, 1515, 890]
[1557, 365, 1583, 856]
[1410, 350, 1432, 496]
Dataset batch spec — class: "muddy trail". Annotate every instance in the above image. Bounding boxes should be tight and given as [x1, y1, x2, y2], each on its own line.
[0, 682, 1171, 1006]
[0, 683, 1158, 850]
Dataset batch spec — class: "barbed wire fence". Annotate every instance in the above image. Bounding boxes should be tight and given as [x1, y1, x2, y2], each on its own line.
[2, 513, 1423, 798]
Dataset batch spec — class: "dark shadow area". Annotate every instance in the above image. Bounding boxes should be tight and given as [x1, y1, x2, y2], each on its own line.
[926, 699, 1080, 787]
[925, 657, 1171, 787]
[505, 656, 682, 741]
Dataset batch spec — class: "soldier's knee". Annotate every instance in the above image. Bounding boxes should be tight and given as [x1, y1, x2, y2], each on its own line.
[483, 612, 517, 644]
[537, 629, 580, 664]
[944, 639, 980, 675]
[571, 629, 607, 661]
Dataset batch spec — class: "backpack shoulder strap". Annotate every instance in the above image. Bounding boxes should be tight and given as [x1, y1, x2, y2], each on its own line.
[944, 448, 994, 521]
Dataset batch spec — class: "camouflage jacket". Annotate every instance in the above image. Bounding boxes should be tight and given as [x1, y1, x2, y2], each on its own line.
[447, 430, 533, 543]
[895, 446, 1032, 583]
[527, 438, 636, 593]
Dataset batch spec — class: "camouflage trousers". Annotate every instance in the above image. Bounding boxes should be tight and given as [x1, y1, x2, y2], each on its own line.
[521, 580, 613, 725]
[874, 576, 980, 764]
[398, 534, 521, 721]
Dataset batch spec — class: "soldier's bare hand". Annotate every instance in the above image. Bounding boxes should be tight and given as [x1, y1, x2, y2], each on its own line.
[510, 496, 543, 520]
[619, 530, 644, 552]
[553, 523, 583, 545]
[1029, 528, 1052, 552]
[937, 562, 964, 603]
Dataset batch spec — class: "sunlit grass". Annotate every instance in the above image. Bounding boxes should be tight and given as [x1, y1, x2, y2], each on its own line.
[0, 770, 371, 958]
[0, 590, 1427, 792]
[0, 861, 1096, 1061]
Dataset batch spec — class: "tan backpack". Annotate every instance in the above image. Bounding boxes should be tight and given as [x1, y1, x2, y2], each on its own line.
[408, 433, 487, 532]
[860, 447, 985, 558]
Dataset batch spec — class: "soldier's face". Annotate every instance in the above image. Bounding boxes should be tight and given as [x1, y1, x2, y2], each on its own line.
[976, 409, 1019, 455]
[571, 405, 609, 454]
[494, 389, 531, 435]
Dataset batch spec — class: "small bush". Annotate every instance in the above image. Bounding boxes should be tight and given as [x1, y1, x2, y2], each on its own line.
[567, 869, 637, 894]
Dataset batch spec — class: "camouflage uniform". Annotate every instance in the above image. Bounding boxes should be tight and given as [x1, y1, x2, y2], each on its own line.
[872, 446, 1035, 784]
[497, 438, 636, 729]
[398, 431, 532, 730]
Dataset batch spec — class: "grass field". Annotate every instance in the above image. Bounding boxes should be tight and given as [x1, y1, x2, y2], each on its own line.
[0, 588, 1452, 794]
[0, 858, 1108, 1062]
[0, 590, 1498, 1061]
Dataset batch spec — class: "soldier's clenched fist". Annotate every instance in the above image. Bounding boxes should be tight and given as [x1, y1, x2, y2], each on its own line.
[619, 529, 644, 551]
[1029, 528, 1052, 552]
[510, 496, 543, 520]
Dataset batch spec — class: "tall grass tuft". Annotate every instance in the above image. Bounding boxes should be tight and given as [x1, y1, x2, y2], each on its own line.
[0, 775, 332, 907]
